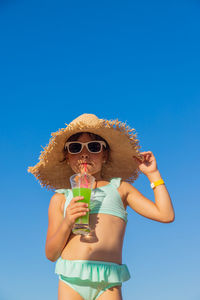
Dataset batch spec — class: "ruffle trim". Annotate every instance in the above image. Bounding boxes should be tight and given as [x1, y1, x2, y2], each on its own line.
[55, 257, 131, 283]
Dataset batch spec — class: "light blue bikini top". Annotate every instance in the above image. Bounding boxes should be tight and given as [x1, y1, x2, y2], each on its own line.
[55, 177, 128, 223]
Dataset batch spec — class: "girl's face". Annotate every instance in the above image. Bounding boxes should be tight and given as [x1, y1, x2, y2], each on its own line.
[66, 133, 108, 179]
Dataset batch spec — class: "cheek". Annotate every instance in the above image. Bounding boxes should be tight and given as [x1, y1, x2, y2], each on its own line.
[92, 154, 103, 165]
[68, 155, 79, 167]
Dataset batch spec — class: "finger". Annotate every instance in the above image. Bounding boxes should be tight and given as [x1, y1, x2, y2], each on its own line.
[70, 206, 89, 215]
[70, 201, 89, 208]
[68, 202, 88, 211]
[68, 211, 88, 225]
[144, 155, 152, 162]
[68, 197, 84, 208]
[73, 211, 87, 219]
[70, 208, 89, 215]
[72, 202, 89, 209]
[140, 151, 152, 155]
[72, 196, 84, 202]
[142, 152, 152, 157]
[133, 156, 143, 163]
[137, 153, 147, 160]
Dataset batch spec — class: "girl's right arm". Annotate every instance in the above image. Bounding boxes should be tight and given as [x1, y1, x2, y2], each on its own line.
[45, 193, 89, 262]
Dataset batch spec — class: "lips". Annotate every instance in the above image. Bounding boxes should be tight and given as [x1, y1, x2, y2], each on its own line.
[79, 163, 92, 171]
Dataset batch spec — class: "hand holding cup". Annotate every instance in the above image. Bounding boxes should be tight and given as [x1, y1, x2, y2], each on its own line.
[70, 173, 95, 235]
[64, 196, 90, 228]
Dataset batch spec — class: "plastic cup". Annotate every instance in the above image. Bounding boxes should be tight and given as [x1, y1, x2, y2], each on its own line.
[70, 173, 95, 235]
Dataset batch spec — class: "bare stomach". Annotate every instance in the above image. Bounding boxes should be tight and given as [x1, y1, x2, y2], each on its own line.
[61, 214, 126, 264]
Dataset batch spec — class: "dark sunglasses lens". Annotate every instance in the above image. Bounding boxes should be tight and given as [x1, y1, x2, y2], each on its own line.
[88, 142, 101, 152]
[69, 143, 82, 153]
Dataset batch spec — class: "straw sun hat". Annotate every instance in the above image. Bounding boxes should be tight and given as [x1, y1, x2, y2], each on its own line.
[28, 113, 143, 190]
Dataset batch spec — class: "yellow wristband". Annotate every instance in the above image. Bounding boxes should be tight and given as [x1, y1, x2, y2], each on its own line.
[150, 179, 165, 189]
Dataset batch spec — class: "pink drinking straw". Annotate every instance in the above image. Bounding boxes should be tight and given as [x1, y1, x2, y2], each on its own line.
[83, 163, 89, 188]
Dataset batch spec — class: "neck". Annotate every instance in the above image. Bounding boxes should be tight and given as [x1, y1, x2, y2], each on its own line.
[92, 171, 103, 181]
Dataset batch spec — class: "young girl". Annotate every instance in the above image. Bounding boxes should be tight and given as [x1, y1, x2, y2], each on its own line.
[28, 113, 175, 300]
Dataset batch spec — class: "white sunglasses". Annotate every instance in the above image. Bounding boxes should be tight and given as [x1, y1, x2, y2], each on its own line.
[64, 141, 106, 154]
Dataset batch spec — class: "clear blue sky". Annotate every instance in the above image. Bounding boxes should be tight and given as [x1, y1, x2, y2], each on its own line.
[0, 0, 200, 299]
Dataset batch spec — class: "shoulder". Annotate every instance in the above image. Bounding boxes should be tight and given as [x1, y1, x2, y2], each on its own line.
[49, 192, 66, 215]
[120, 181, 137, 192]
[119, 181, 139, 203]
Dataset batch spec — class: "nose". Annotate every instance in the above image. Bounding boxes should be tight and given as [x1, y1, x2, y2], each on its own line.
[80, 145, 90, 158]
[81, 153, 89, 159]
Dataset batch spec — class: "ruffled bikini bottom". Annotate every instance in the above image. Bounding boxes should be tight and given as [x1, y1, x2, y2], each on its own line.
[55, 257, 131, 300]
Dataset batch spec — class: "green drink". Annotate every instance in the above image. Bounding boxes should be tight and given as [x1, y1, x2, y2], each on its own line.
[70, 173, 95, 235]
[72, 188, 91, 224]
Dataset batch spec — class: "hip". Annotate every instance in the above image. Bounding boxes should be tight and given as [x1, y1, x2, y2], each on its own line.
[55, 256, 131, 284]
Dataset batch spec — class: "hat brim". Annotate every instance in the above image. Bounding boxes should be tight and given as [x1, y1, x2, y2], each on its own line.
[28, 115, 142, 190]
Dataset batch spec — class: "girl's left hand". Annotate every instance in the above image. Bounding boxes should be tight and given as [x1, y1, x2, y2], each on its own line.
[133, 151, 158, 175]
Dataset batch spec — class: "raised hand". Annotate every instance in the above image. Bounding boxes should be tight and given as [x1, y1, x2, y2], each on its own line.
[133, 151, 158, 176]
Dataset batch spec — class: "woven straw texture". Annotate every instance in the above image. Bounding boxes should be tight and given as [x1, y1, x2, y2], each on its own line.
[28, 114, 142, 190]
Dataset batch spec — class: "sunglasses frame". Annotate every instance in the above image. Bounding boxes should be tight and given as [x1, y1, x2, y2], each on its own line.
[64, 141, 106, 154]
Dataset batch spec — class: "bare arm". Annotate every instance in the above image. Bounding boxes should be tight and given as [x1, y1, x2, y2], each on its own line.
[124, 170, 175, 223]
[146, 170, 175, 222]
[126, 151, 175, 223]
[45, 193, 89, 262]
[45, 193, 72, 262]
